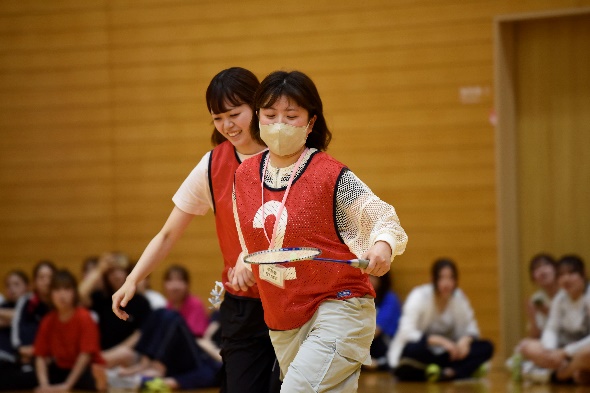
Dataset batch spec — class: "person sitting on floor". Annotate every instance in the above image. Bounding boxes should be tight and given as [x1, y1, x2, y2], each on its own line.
[388, 258, 494, 381]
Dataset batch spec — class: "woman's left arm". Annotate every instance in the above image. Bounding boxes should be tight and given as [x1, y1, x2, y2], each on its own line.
[336, 170, 408, 276]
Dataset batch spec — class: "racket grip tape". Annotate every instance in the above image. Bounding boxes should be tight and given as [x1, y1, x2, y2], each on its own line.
[351, 259, 370, 269]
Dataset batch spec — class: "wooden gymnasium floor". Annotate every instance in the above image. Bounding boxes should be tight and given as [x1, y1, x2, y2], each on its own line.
[184, 367, 587, 393]
[30, 366, 586, 393]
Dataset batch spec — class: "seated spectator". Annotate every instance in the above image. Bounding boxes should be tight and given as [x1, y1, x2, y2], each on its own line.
[79, 252, 152, 368]
[163, 265, 208, 337]
[505, 254, 559, 375]
[0, 270, 29, 364]
[366, 273, 401, 370]
[12, 261, 57, 366]
[388, 258, 494, 381]
[111, 265, 219, 390]
[34, 269, 106, 392]
[0, 261, 56, 391]
[517, 255, 590, 384]
[526, 254, 559, 339]
[116, 309, 222, 391]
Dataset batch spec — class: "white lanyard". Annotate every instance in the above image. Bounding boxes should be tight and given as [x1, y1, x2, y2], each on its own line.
[261, 148, 308, 249]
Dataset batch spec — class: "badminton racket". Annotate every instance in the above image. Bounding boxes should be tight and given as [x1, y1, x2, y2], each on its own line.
[243, 247, 369, 269]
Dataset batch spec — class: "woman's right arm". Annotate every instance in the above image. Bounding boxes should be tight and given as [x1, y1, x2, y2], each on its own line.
[112, 207, 195, 320]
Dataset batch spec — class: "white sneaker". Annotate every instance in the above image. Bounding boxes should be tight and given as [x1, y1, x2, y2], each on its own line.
[523, 366, 551, 384]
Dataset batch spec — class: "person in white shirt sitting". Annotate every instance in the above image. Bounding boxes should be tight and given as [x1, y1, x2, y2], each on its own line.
[388, 258, 494, 381]
[518, 255, 590, 384]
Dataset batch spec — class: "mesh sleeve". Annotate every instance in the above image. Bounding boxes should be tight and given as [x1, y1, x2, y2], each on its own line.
[335, 170, 407, 261]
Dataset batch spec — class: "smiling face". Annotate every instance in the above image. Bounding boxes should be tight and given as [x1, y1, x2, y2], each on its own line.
[532, 262, 556, 288]
[558, 266, 586, 299]
[211, 103, 258, 154]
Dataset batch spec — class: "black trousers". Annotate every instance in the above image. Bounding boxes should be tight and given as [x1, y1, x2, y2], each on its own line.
[136, 308, 221, 389]
[219, 292, 281, 393]
[394, 335, 494, 381]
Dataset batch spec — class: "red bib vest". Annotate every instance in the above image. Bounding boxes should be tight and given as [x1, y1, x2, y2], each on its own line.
[209, 141, 260, 298]
[234, 151, 375, 330]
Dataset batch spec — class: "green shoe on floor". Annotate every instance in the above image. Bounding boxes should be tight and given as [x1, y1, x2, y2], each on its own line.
[511, 353, 523, 382]
[472, 363, 489, 379]
[141, 377, 171, 393]
[426, 363, 441, 382]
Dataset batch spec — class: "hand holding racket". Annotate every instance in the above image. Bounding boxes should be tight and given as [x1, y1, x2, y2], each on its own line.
[226, 252, 257, 292]
[243, 247, 370, 269]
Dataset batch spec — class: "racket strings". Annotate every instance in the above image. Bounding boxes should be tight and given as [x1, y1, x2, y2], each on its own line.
[245, 248, 321, 264]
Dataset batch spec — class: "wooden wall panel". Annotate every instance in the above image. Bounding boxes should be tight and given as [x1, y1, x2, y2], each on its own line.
[2, 0, 590, 357]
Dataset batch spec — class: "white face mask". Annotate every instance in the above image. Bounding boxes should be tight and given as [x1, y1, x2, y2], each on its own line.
[259, 121, 310, 157]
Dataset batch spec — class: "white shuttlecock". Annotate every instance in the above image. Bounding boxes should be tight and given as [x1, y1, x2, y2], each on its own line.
[208, 281, 225, 310]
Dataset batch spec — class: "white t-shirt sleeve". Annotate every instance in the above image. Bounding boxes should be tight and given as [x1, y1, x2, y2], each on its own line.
[172, 151, 214, 215]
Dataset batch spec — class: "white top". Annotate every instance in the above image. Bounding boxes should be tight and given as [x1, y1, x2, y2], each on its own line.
[172, 149, 261, 216]
[143, 289, 167, 310]
[541, 285, 590, 356]
[387, 283, 480, 367]
[530, 289, 553, 332]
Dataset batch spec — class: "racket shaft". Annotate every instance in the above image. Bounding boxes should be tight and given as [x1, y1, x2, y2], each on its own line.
[313, 257, 369, 269]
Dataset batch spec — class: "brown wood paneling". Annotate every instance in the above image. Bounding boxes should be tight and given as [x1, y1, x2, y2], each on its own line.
[2, 0, 590, 352]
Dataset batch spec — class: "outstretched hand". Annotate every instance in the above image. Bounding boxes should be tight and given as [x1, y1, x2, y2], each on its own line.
[362, 241, 392, 276]
[112, 280, 136, 320]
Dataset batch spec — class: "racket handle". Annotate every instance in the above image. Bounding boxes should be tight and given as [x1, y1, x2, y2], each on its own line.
[350, 259, 370, 269]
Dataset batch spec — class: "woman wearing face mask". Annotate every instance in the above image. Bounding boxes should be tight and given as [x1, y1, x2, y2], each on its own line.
[112, 67, 280, 393]
[387, 258, 494, 382]
[231, 70, 408, 392]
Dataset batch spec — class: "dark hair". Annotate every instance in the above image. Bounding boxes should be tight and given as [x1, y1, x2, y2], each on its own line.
[33, 260, 57, 280]
[50, 269, 80, 307]
[557, 254, 586, 279]
[205, 67, 263, 146]
[5, 269, 29, 286]
[164, 264, 190, 285]
[254, 70, 332, 151]
[373, 272, 392, 307]
[431, 258, 458, 293]
[528, 253, 556, 281]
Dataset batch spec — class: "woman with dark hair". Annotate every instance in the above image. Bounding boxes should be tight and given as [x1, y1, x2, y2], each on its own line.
[33, 269, 106, 392]
[366, 273, 401, 370]
[0, 270, 29, 364]
[112, 67, 280, 393]
[388, 258, 493, 382]
[163, 265, 208, 337]
[12, 260, 57, 366]
[517, 254, 590, 384]
[231, 70, 407, 391]
[0, 261, 56, 391]
[526, 253, 559, 339]
[79, 252, 152, 368]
